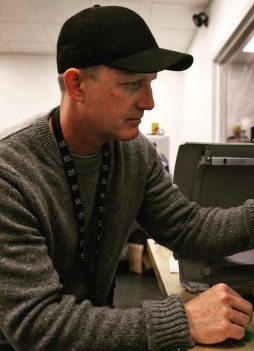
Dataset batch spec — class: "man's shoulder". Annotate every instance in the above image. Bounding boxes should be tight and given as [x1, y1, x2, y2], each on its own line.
[0, 117, 36, 143]
[0, 111, 49, 143]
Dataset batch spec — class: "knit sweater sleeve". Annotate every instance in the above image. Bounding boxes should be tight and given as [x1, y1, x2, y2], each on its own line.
[143, 296, 195, 350]
[0, 168, 195, 351]
[135, 135, 254, 259]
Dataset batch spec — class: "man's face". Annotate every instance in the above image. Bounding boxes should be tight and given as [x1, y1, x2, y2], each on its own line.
[80, 66, 157, 142]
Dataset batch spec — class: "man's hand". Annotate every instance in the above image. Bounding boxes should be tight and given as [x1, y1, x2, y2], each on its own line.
[184, 283, 253, 344]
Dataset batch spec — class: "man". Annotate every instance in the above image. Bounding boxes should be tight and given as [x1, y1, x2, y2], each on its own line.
[0, 5, 253, 351]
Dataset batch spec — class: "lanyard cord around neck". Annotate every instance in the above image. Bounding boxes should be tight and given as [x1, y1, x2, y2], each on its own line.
[51, 107, 110, 273]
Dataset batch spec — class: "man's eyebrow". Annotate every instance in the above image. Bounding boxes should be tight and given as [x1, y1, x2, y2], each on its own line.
[119, 71, 158, 80]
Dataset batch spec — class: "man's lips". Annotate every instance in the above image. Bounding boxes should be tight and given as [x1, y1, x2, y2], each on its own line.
[126, 115, 143, 121]
[126, 118, 142, 124]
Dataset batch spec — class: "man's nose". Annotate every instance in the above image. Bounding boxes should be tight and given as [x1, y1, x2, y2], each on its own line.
[137, 86, 155, 111]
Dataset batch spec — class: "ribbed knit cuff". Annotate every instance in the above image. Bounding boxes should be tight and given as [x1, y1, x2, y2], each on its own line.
[244, 200, 254, 246]
[142, 294, 195, 351]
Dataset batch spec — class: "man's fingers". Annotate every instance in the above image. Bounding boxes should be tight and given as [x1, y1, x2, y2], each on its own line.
[227, 322, 246, 340]
[230, 309, 251, 329]
[228, 294, 253, 326]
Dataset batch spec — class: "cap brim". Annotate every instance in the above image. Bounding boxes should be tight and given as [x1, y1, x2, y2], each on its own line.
[106, 48, 193, 73]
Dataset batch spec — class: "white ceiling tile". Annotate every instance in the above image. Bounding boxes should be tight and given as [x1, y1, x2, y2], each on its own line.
[0, 23, 48, 42]
[124, 0, 153, 3]
[27, 0, 91, 23]
[90, 0, 122, 5]
[121, 2, 152, 23]
[42, 24, 62, 44]
[0, 0, 37, 21]
[0, 0, 211, 55]
[152, 0, 208, 4]
[151, 3, 203, 29]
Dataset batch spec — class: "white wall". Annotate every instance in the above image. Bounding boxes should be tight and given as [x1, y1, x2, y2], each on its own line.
[182, 0, 254, 148]
[140, 70, 184, 173]
[0, 54, 60, 130]
[142, 0, 254, 173]
[0, 0, 253, 174]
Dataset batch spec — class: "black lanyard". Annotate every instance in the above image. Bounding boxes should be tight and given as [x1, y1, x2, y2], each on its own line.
[51, 107, 110, 271]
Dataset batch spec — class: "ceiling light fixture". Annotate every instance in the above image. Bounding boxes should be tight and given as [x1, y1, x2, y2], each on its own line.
[192, 12, 209, 27]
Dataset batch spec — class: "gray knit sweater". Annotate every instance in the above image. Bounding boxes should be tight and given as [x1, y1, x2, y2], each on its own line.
[0, 111, 253, 351]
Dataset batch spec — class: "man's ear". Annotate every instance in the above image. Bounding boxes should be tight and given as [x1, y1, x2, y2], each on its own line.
[63, 68, 84, 103]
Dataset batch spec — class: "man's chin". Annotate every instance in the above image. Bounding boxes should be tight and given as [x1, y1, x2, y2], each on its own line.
[122, 129, 140, 141]
[111, 129, 140, 142]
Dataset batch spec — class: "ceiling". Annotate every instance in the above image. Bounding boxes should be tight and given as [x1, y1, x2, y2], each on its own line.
[0, 0, 211, 56]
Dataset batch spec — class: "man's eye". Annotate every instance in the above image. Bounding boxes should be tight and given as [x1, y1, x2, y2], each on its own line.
[125, 81, 141, 89]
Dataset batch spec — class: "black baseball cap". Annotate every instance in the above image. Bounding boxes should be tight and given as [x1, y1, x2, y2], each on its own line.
[57, 5, 193, 74]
